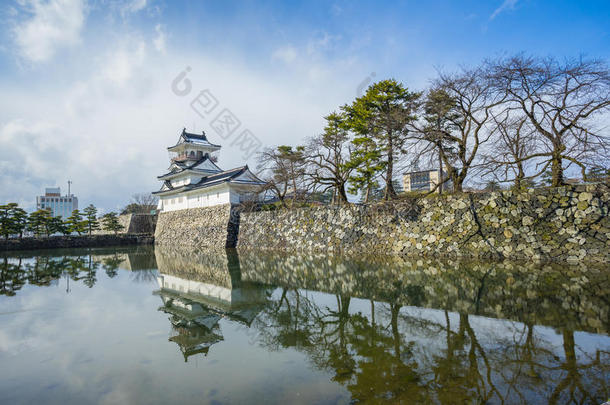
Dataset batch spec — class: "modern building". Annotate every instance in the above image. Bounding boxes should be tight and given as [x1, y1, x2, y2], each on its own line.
[36, 187, 78, 218]
[402, 169, 452, 193]
[153, 128, 266, 212]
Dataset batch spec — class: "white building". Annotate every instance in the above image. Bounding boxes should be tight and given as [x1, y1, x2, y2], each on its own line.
[402, 169, 452, 193]
[154, 129, 266, 212]
[36, 187, 78, 218]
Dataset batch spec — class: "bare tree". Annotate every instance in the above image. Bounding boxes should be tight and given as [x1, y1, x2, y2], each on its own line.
[122, 193, 159, 214]
[416, 67, 506, 193]
[305, 112, 354, 204]
[413, 88, 461, 194]
[481, 110, 541, 189]
[487, 55, 610, 186]
[132, 193, 159, 209]
[257, 145, 307, 205]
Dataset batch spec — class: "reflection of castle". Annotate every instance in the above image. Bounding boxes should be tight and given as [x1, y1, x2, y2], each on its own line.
[153, 247, 269, 362]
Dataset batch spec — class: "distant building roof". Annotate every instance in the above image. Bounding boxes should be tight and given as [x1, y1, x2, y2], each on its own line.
[403, 169, 443, 175]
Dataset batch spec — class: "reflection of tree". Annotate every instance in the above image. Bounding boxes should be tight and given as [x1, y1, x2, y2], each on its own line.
[253, 288, 315, 350]
[248, 282, 608, 404]
[253, 291, 428, 402]
[0, 257, 27, 296]
[82, 255, 98, 288]
[345, 308, 426, 403]
[548, 330, 609, 404]
[0, 250, 138, 294]
[102, 255, 123, 278]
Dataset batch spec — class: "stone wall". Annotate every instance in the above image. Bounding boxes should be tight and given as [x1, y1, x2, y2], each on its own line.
[95, 213, 156, 235]
[124, 213, 157, 234]
[154, 204, 238, 249]
[236, 250, 608, 333]
[0, 234, 154, 252]
[237, 184, 610, 263]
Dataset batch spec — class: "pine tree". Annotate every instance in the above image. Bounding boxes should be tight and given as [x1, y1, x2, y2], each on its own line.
[0, 204, 12, 239]
[0, 203, 25, 239]
[344, 137, 385, 203]
[27, 209, 53, 237]
[83, 204, 100, 235]
[12, 207, 28, 238]
[343, 79, 420, 200]
[66, 210, 87, 235]
[48, 216, 70, 235]
[101, 212, 124, 235]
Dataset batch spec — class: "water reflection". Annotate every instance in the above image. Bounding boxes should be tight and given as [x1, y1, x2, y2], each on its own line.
[154, 246, 609, 404]
[1, 246, 608, 404]
[153, 248, 271, 361]
[0, 246, 157, 296]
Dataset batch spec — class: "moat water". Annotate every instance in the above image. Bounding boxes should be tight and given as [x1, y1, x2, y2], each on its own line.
[0, 246, 608, 404]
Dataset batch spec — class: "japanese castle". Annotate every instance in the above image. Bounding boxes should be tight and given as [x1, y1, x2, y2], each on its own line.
[154, 129, 265, 212]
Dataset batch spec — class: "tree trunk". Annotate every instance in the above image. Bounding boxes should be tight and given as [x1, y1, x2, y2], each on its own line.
[337, 184, 348, 204]
[438, 144, 443, 195]
[514, 162, 524, 190]
[384, 132, 396, 200]
[291, 168, 298, 202]
[453, 172, 464, 193]
[390, 303, 401, 358]
[551, 152, 564, 187]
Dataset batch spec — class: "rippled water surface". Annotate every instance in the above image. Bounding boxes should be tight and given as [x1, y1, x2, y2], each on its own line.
[0, 246, 608, 404]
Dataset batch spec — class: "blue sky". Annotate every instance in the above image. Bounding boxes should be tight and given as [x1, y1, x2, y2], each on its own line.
[0, 0, 609, 211]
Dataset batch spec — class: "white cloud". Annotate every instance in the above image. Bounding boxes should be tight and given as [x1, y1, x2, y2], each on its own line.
[121, 0, 147, 15]
[306, 32, 338, 56]
[489, 0, 518, 20]
[153, 24, 166, 53]
[13, 0, 85, 63]
[271, 45, 298, 64]
[101, 40, 147, 85]
[1, 14, 371, 212]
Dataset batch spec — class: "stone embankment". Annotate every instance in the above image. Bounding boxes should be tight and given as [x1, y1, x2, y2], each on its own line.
[0, 234, 154, 252]
[94, 213, 157, 235]
[154, 184, 610, 263]
[154, 204, 239, 249]
[237, 184, 609, 263]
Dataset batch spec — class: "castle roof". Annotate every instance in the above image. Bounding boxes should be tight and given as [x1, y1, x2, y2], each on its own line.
[153, 165, 266, 196]
[167, 128, 221, 151]
[158, 154, 222, 180]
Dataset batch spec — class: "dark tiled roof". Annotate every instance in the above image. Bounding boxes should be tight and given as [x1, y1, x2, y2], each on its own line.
[158, 154, 221, 179]
[153, 166, 266, 195]
[167, 128, 221, 150]
[181, 128, 208, 141]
